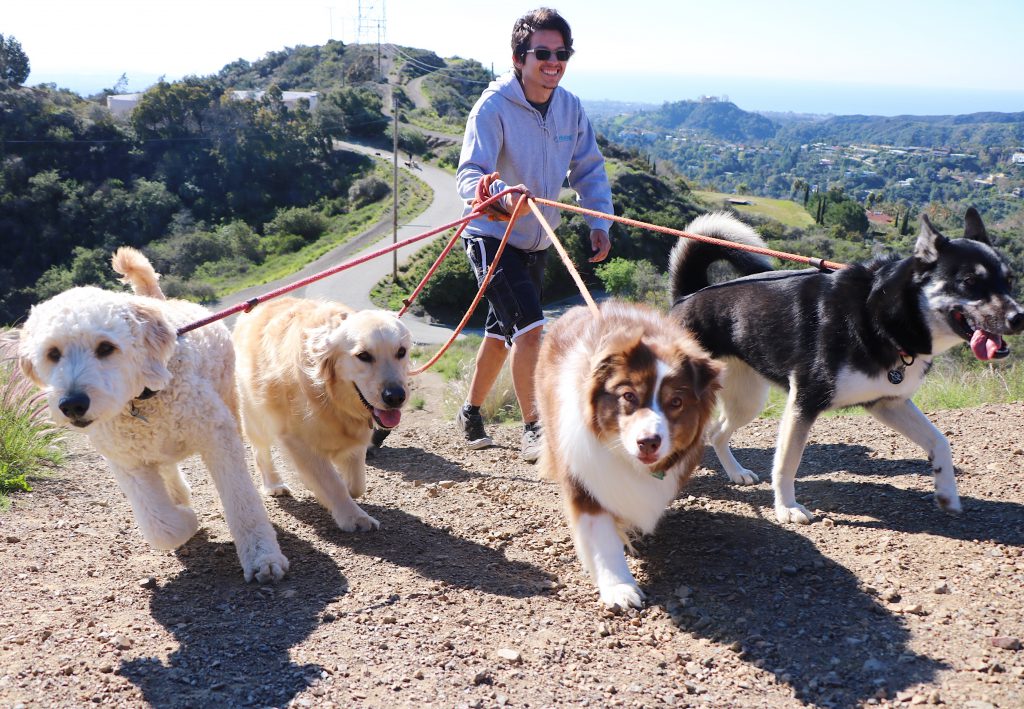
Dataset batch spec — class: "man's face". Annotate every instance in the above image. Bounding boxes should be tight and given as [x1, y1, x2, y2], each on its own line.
[514, 29, 568, 102]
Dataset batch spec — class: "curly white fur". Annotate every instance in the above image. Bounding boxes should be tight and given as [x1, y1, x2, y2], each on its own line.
[18, 247, 288, 583]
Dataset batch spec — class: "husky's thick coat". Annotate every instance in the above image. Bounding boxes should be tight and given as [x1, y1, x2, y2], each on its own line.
[537, 301, 720, 608]
[669, 209, 1024, 524]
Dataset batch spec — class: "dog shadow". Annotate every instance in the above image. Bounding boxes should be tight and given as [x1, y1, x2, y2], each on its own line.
[118, 528, 340, 709]
[694, 443, 1024, 546]
[642, 509, 948, 707]
[367, 442, 543, 485]
[273, 496, 555, 597]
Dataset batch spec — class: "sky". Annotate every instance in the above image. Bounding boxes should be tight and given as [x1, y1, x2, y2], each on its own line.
[6, 0, 1024, 116]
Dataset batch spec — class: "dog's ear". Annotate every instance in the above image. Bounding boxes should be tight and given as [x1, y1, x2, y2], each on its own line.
[681, 353, 722, 402]
[962, 206, 991, 245]
[128, 302, 175, 391]
[18, 353, 43, 387]
[304, 324, 341, 390]
[590, 326, 643, 373]
[914, 215, 949, 265]
[10, 329, 41, 387]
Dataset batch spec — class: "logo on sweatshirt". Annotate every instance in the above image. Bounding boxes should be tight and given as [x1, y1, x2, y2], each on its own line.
[555, 134, 574, 143]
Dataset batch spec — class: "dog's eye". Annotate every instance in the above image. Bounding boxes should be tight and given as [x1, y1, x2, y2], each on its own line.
[396, 347, 407, 360]
[621, 391, 638, 405]
[46, 347, 61, 363]
[667, 396, 683, 409]
[356, 352, 373, 363]
[962, 275, 978, 289]
[95, 342, 116, 358]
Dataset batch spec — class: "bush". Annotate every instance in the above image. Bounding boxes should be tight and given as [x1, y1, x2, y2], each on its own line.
[262, 232, 307, 256]
[263, 206, 329, 242]
[348, 176, 391, 208]
[0, 331, 63, 507]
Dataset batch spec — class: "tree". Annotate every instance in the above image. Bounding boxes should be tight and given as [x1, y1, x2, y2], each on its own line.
[0, 33, 30, 87]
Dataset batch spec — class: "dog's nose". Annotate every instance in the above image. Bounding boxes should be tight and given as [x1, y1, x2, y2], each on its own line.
[59, 392, 91, 419]
[382, 385, 406, 408]
[636, 434, 662, 456]
[1009, 310, 1024, 333]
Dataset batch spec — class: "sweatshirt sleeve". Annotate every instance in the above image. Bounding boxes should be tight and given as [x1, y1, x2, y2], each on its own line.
[456, 104, 510, 204]
[567, 105, 614, 233]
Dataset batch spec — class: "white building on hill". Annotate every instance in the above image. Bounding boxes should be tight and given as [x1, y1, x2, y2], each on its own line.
[106, 90, 319, 118]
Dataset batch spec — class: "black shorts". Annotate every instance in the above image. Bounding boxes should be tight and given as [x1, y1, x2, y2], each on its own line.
[463, 236, 548, 345]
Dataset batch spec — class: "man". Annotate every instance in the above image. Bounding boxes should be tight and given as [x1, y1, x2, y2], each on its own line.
[455, 7, 613, 462]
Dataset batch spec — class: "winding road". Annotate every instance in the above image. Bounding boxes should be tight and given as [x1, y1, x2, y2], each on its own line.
[218, 140, 466, 345]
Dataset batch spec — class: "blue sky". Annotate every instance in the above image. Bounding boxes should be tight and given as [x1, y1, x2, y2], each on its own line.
[7, 0, 1024, 115]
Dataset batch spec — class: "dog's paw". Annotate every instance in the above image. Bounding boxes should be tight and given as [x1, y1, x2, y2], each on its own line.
[334, 509, 380, 532]
[726, 468, 759, 485]
[263, 482, 293, 497]
[143, 506, 200, 550]
[775, 503, 813, 525]
[244, 550, 290, 584]
[935, 492, 962, 514]
[598, 582, 645, 610]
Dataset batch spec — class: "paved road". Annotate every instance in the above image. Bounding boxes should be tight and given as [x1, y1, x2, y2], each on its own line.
[218, 141, 466, 344]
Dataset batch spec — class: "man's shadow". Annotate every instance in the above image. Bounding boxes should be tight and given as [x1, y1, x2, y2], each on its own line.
[642, 509, 949, 708]
[693, 442, 1024, 545]
[118, 528, 339, 709]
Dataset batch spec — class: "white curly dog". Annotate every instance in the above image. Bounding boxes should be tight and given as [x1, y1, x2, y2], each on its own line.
[18, 247, 288, 583]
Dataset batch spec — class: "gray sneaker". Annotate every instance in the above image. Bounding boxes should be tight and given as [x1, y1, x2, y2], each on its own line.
[457, 405, 493, 450]
[521, 422, 542, 463]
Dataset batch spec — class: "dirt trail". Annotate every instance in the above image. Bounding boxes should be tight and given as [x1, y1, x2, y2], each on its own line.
[2, 394, 1023, 708]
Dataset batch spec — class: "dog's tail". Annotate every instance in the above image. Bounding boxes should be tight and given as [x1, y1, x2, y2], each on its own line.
[668, 212, 774, 302]
[111, 247, 166, 300]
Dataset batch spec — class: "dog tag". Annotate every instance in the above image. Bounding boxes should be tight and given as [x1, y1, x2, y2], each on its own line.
[887, 368, 904, 385]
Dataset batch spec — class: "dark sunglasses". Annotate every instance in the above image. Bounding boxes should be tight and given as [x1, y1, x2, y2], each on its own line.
[525, 48, 573, 62]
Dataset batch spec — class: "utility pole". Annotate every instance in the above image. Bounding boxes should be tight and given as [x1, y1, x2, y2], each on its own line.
[392, 97, 399, 279]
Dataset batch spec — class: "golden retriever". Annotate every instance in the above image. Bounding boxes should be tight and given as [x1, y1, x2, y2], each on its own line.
[232, 297, 411, 531]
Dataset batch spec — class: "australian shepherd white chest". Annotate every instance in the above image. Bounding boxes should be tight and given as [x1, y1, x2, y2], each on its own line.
[536, 300, 721, 609]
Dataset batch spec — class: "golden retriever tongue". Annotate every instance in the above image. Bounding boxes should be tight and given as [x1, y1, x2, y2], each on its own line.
[374, 408, 402, 429]
[970, 329, 1003, 360]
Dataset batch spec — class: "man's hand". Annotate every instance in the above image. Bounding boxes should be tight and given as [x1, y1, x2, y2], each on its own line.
[502, 185, 532, 219]
[589, 229, 611, 263]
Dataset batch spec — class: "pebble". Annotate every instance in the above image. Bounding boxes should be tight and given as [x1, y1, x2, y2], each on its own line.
[988, 636, 1021, 651]
[495, 648, 522, 664]
[933, 581, 950, 594]
[138, 577, 157, 589]
[438, 480, 456, 489]
[6, 535, 21, 544]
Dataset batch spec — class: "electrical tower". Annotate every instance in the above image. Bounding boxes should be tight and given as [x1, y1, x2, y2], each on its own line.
[355, 0, 386, 45]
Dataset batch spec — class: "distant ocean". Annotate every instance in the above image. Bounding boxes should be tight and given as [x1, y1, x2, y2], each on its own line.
[566, 72, 1024, 117]
[30, 68, 1024, 118]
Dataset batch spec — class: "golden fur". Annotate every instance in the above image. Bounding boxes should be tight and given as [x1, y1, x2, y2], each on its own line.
[232, 297, 411, 532]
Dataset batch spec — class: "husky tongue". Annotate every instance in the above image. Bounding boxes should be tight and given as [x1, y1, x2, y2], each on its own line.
[374, 408, 402, 429]
[970, 329, 1004, 360]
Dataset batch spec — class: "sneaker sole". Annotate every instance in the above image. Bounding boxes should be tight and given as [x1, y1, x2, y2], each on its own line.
[466, 437, 494, 450]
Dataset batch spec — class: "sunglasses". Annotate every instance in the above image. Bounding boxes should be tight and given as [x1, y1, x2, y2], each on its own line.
[525, 48, 573, 62]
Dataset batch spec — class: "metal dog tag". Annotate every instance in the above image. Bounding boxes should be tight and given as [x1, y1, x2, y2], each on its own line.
[887, 368, 904, 385]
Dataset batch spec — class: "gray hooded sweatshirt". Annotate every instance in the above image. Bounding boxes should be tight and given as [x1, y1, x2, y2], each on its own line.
[456, 72, 613, 252]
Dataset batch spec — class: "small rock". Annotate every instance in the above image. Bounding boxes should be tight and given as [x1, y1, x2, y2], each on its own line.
[781, 565, 798, 576]
[138, 577, 157, 589]
[413, 669, 424, 680]
[597, 622, 610, 637]
[821, 518, 835, 528]
[674, 584, 692, 599]
[111, 634, 132, 650]
[933, 582, 949, 594]
[902, 604, 927, 616]
[880, 588, 901, 603]
[426, 486, 439, 498]
[472, 671, 492, 685]
[438, 480, 456, 489]
[989, 636, 1021, 651]
[495, 648, 522, 664]
[381, 616, 397, 625]
[6, 535, 21, 544]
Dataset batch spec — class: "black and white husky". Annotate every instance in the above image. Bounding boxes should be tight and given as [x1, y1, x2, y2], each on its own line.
[669, 208, 1024, 524]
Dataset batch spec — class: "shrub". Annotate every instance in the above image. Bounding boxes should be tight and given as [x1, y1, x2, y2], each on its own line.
[262, 232, 307, 256]
[348, 175, 390, 207]
[0, 331, 63, 508]
[263, 206, 329, 242]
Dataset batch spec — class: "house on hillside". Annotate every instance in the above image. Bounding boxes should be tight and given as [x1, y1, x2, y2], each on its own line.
[106, 90, 319, 118]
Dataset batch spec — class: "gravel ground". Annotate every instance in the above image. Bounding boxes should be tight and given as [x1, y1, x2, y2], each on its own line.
[2, 386, 1023, 709]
